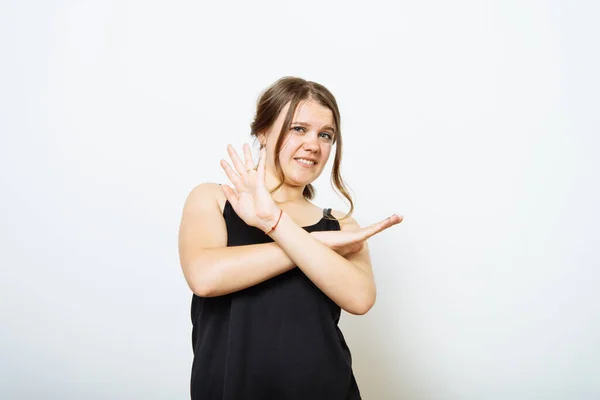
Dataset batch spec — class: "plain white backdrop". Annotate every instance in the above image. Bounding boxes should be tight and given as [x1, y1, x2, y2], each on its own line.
[1, 0, 599, 399]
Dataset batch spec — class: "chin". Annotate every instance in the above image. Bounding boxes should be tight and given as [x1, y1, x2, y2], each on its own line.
[285, 175, 318, 187]
[282, 166, 322, 185]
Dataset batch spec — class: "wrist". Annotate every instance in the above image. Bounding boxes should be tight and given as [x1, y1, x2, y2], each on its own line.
[262, 209, 284, 235]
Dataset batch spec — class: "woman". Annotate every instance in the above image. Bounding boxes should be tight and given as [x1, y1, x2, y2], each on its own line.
[178, 77, 402, 399]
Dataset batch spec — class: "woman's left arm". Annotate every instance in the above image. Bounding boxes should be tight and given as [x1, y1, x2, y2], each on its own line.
[268, 210, 398, 315]
[331, 212, 378, 314]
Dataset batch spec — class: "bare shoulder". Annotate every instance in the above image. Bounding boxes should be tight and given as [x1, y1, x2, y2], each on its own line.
[179, 182, 227, 270]
[181, 182, 223, 214]
[329, 209, 361, 230]
[185, 182, 221, 200]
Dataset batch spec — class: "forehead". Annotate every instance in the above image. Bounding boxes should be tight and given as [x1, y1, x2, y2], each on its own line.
[292, 99, 334, 126]
[294, 99, 333, 125]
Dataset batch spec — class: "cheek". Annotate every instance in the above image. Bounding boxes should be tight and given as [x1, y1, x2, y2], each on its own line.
[278, 137, 298, 159]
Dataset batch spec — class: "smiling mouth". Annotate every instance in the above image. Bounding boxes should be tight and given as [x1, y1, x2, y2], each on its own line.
[295, 158, 317, 166]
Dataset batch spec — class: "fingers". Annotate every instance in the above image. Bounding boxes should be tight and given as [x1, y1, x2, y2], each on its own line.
[390, 214, 403, 224]
[376, 214, 402, 232]
[220, 158, 245, 191]
[226, 144, 248, 176]
[220, 184, 238, 208]
[361, 214, 403, 240]
[222, 143, 256, 193]
[243, 143, 255, 170]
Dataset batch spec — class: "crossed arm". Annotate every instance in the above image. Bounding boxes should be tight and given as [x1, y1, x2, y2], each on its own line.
[178, 183, 376, 315]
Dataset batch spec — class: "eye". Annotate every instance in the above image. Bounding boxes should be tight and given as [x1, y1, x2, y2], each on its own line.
[292, 126, 334, 141]
[320, 132, 333, 141]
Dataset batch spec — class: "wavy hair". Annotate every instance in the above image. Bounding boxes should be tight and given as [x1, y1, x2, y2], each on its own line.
[250, 76, 354, 221]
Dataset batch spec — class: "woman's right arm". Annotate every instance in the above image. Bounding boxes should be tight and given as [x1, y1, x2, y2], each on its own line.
[178, 182, 298, 297]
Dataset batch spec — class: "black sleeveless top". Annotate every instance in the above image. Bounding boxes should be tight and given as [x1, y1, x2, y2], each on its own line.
[190, 198, 361, 399]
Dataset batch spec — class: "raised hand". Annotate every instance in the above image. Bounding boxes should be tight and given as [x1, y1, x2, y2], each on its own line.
[310, 214, 402, 256]
[220, 143, 280, 233]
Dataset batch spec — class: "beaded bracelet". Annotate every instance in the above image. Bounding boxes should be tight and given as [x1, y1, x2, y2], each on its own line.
[266, 209, 283, 235]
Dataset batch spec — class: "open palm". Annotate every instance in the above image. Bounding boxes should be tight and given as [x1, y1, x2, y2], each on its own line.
[311, 214, 402, 256]
[220, 143, 279, 232]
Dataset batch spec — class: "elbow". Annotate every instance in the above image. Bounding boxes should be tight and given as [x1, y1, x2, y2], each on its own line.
[184, 255, 224, 297]
[187, 269, 218, 298]
[346, 290, 376, 316]
[348, 299, 375, 316]
[190, 280, 216, 298]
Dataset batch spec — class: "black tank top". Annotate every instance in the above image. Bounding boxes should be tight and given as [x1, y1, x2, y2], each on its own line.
[190, 198, 361, 399]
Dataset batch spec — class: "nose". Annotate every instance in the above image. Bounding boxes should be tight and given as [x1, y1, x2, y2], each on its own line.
[302, 132, 320, 152]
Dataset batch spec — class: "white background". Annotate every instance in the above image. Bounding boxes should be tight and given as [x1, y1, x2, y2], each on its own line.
[1, 0, 599, 399]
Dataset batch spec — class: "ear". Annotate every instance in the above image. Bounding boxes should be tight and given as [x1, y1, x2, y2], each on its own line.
[257, 131, 267, 148]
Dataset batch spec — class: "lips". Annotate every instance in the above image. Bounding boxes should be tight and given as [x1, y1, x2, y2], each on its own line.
[295, 158, 316, 167]
[294, 158, 317, 164]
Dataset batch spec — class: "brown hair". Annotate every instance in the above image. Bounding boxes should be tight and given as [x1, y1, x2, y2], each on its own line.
[250, 76, 354, 221]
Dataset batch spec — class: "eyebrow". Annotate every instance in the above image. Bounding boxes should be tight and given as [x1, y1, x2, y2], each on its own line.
[291, 121, 336, 134]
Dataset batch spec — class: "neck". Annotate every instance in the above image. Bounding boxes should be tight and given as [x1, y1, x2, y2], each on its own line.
[264, 169, 308, 204]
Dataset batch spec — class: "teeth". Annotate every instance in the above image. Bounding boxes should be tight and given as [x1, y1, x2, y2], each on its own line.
[296, 158, 315, 165]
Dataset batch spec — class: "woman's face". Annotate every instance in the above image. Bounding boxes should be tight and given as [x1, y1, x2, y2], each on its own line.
[260, 98, 336, 187]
